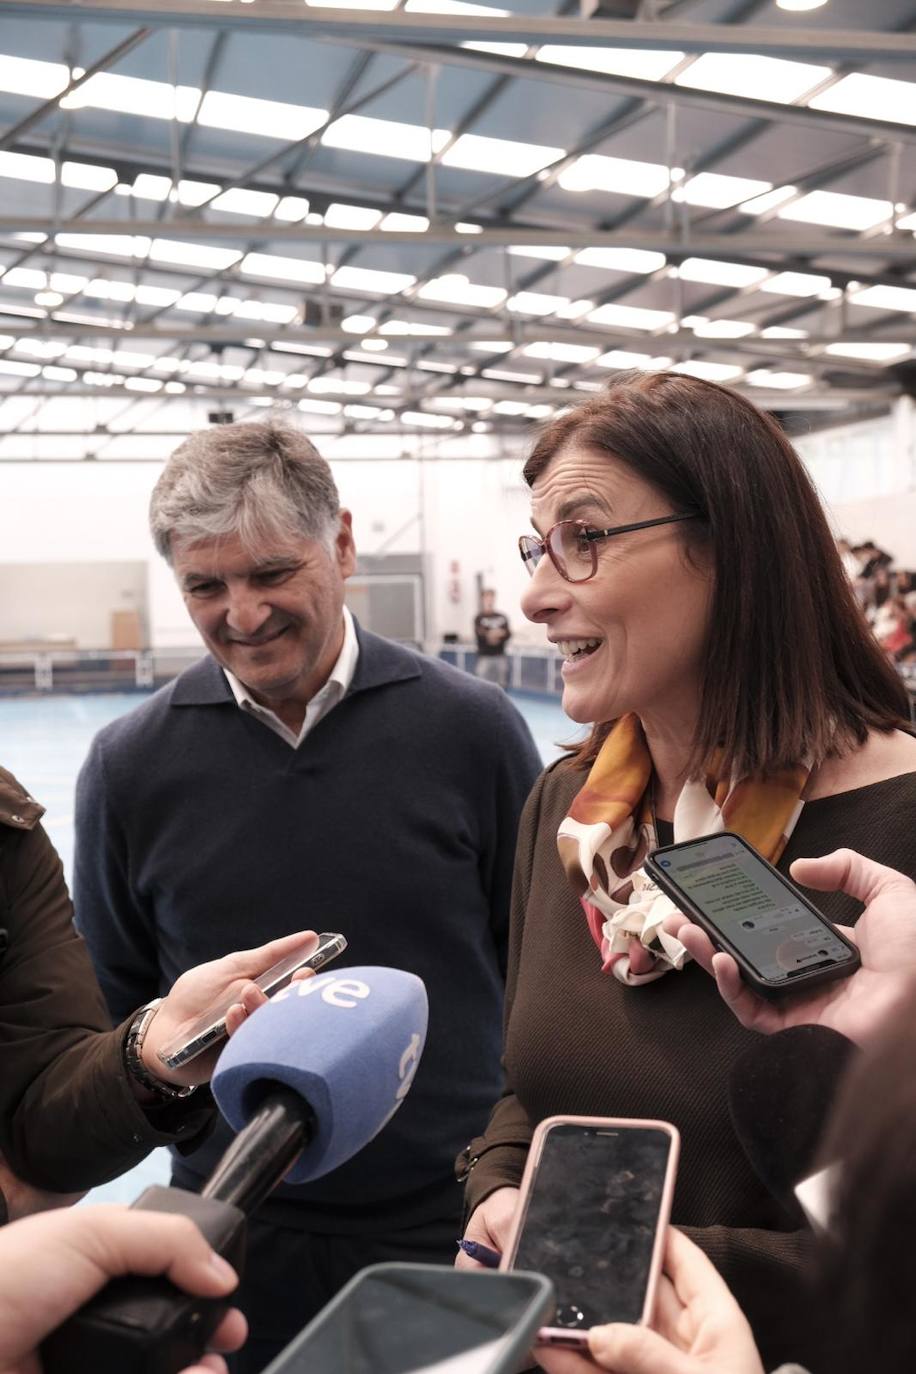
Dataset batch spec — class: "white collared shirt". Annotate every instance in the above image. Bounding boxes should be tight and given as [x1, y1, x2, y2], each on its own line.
[223, 606, 359, 749]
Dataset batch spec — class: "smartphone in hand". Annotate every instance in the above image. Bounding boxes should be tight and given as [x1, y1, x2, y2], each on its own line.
[156, 931, 348, 1070]
[645, 832, 860, 999]
[501, 1115, 679, 1348]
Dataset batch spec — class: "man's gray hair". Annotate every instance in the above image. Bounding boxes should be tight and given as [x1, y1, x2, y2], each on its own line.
[150, 418, 341, 562]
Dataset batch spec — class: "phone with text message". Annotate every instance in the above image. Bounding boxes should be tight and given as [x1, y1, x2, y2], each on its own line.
[501, 1116, 679, 1348]
[645, 832, 859, 999]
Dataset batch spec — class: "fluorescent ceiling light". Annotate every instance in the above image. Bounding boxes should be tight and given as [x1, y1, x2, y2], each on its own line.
[574, 246, 666, 274]
[331, 265, 417, 294]
[745, 369, 813, 388]
[175, 178, 222, 207]
[406, 0, 509, 12]
[341, 315, 374, 333]
[692, 319, 757, 338]
[344, 404, 384, 418]
[559, 153, 672, 198]
[587, 302, 676, 330]
[470, 340, 514, 352]
[482, 367, 540, 383]
[43, 365, 78, 382]
[241, 252, 327, 284]
[777, 0, 828, 9]
[360, 338, 388, 351]
[308, 0, 398, 9]
[536, 45, 683, 81]
[522, 342, 602, 363]
[491, 400, 529, 416]
[324, 202, 382, 230]
[779, 190, 892, 231]
[441, 133, 564, 178]
[124, 377, 163, 392]
[852, 285, 916, 313]
[211, 188, 279, 217]
[379, 321, 451, 335]
[738, 185, 798, 216]
[676, 53, 830, 103]
[237, 300, 299, 323]
[761, 326, 808, 338]
[672, 360, 744, 382]
[309, 377, 372, 395]
[0, 53, 69, 99]
[760, 271, 832, 297]
[380, 212, 430, 231]
[508, 245, 570, 261]
[555, 299, 594, 320]
[63, 73, 201, 121]
[456, 221, 483, 234]
[198, 90, 327, 141]
[1, 267, 50, 289]
[297, 397, 343, 414]
[175, 293, 219, 314]
[461, 43, 529, 57]
[323, 114, 449, 162]
[507, 290, 571, 315]
[677, 258, 768, 288]
[0, 359, 40, 376]
[55, 233, 151, 258]
[674, 172, 771, 210]
[809, 73, 916, 127]
[824, 342, 910, 362]
[275, 196, 310, 222]
[150, 239, 242, 271]
[244, 369, 287, 387]
[418, 274, 507, 308]
[83, 278, 136, 302]
[402, 411, 457, 428]
[137, 285, 182, 307]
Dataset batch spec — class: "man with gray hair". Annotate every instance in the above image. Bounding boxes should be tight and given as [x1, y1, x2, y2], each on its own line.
[73, 419, 541, 1373]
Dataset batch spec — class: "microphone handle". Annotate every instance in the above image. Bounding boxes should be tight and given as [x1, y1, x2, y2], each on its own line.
[202, 1085, 313, 1214]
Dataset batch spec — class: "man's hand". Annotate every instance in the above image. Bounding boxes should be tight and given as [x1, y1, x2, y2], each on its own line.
[0, 1204, 246, 1374]
[664, 849, 916, 1046]
[142, 930, 319, 1087]
[455, 1187, 519, 1270]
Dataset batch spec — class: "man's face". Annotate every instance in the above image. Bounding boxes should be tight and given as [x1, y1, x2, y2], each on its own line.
[172, 515, 356, 708]
[481, 592, 495, 613]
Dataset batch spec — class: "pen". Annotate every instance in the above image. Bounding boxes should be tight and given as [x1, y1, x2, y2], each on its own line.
[456, 1238, 501, 1268]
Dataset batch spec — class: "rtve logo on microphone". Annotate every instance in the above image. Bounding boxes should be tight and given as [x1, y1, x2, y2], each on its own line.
[272, 971, 369, 1009]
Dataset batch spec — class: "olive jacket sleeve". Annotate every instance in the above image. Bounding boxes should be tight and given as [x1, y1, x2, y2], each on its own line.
[0, 769, 214, 1193]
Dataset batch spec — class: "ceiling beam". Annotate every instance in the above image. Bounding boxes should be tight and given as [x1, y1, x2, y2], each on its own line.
[6, 2, 916, 61]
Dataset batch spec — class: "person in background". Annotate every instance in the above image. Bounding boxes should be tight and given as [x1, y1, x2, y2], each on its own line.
[474, 588, 512, 690]
[0, 762, 317, 1223]
[456, 372, 916, 1374]
[0, 1203, 245, 1374]
[74, 418, 541, 1374]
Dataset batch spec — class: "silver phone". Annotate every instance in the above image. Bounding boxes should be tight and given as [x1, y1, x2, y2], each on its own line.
[156, 932, 348, 1070]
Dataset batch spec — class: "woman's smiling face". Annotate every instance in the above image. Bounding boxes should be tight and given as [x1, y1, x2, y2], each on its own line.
[521, 444, 714, 728]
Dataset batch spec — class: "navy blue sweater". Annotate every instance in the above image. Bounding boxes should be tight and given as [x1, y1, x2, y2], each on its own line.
[74, 627, 541, 1230]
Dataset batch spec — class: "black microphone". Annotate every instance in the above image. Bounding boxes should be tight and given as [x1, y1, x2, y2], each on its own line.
[41, 967, 428, 1374]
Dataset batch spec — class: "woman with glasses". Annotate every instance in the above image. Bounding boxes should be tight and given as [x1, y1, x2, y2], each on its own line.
[456, 371, 916, 1373]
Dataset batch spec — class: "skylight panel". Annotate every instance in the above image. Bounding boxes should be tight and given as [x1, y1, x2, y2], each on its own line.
[418, 275, 507, 308]
[309, 377, 372, 395]
[671, 360, 744, 382]
[380, 212, 430, 232]
[0, 53, 69, 99]
[761, 326, 808, 338]
[174, 292, 219, 313]
[211, 188, 280, 217]
[587, 302, 676, 330]
[507, 291, 570, 315]
[276, 196, 310, 222]
[197, 91, 327, 141]
[379, 321, 451, 335]
[61, 161, 118, 192]
[674, 173, 771, 210]
[759, 271, 832, 297]
[323, 115, 450, 163]
[150, 240, 242, 271]
[441, 134, 564, 179]
[402, 411, 457, 428]
[461, 43, 528, 57]
[536, 45, 683, 81]
[824, 342, 910, 362]
[738, 186, 798, 216]
[241, 252, 327, 285]
[745, 369, 812, 389]
[331, 265, 417, 294]
[508, 245, 570, 261]
[676, 258, 768, 288]
[324, 203, 383, 230]
[558, 154, 672, 198]
[63, 73, 201, 122]
[124, 377, 163, 393]
[851, 285, 916, 313]
[675, 53, 830, 104]
[407, 0, 509, 13]
[55, 233, 152, 258]
[779, 191, 892, 231]
[692, 319, 757, 338]
[309, 0, 398, 9]
[175, 179, 222, 207]
[84, 278, 136, 302]
[482, 367, 540, 383]
[1, 267, 49, 289]
[0, 150, 54, 184]
[555, 300, 594, 320]
[522, 342, 602, 364]
[298, 398, 343, 415]
[136, 285, 182, 307]
[130, 173, 172, 201]
[574, 247, 666, 274]
[809, 73, 916, 127]
[470, 340, 514, 352]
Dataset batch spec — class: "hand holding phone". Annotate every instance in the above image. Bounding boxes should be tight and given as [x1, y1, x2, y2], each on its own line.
[501, 1116, 679, 1348]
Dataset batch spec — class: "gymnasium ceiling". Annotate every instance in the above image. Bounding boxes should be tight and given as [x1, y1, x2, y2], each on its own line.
[0, 0, 916, 457]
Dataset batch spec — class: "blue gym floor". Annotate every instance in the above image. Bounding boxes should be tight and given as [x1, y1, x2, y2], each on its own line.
[0, 685, 581, 1206]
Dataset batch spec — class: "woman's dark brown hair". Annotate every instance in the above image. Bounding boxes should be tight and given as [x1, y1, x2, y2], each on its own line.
[523, 371, 909, 776]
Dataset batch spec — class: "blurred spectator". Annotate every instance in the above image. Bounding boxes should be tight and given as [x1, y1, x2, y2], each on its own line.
[473, 589, 511, 690]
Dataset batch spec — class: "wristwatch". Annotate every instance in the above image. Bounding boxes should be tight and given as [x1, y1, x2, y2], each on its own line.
[124, 1000, 197, 1100]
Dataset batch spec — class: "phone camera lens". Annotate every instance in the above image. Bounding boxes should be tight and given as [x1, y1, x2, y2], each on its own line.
[555, 1305, 586, 1328]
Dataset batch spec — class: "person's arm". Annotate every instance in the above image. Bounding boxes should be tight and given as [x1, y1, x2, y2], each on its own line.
[0, 1204, 245, 1374]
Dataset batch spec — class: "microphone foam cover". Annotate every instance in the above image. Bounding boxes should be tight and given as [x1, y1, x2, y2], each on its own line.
[211, 966, 428, 1184]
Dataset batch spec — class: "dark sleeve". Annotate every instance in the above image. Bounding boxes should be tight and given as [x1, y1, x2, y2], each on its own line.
[480, 698, 542, 981]
[461, 766, 549, 1214]
[0, 822, 213, 1192]
[73, 733, 161, 1022]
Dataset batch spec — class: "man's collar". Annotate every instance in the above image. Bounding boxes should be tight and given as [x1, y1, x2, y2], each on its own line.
[170, 616, 421, 707]
[222, 606, 358, 711]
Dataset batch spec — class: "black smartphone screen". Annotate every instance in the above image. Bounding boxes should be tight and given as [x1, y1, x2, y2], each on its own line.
[652, 833, 855, 984]
[264, 1267, 550, 1374]
[512, 1124, 672, 1330]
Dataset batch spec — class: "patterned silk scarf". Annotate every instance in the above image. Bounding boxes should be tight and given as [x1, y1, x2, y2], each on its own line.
[557, 713, 811, 986]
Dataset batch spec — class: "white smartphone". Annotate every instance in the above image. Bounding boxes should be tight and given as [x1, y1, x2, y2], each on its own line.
[156, 932, 348, 1071]
[500, 1115, 680, 1348]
